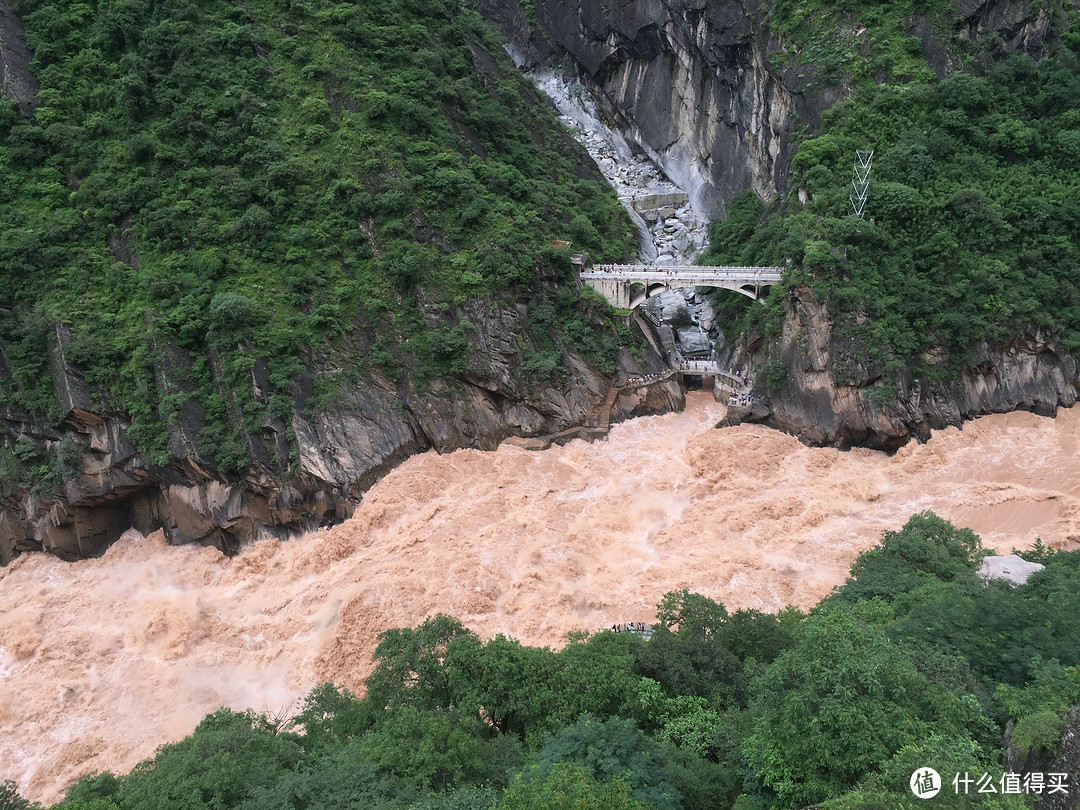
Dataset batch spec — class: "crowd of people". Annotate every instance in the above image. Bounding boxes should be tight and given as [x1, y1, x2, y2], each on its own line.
[624, 370, 673, 387]
[611, 622, 650, 634]
[589, 265, 775, 278]
[597, 266, 686, 278]
[679, 358, 715, 370]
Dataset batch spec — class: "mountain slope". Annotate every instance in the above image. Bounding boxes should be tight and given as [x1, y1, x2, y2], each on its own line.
[0, 0, 674, 561]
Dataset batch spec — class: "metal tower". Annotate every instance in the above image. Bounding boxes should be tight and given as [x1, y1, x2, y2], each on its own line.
[849, 149, 873, 218]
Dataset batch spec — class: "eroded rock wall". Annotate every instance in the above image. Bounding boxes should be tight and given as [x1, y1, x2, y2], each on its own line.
[479, 0, 1065, 217]
[719, 287, 1080, 450]
[480, 0, 821, 217]
[1, 301, 680, 563]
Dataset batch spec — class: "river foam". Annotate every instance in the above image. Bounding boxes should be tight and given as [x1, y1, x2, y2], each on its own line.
[2, 393, 1079, 802]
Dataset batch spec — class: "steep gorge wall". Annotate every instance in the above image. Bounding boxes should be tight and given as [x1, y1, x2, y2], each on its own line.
[3, 0, 1075, 561]
[719, 288, 1080, 451]
[0, 1, 684, 563]
[479, 0, 830, 217]
[478, 0, 1061, 216]
[0, 300, 683, 563]
[0, 0, 38, 115]
[479, 0, 1077, 448]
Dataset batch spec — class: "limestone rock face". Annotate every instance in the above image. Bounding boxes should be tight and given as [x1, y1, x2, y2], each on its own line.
[647, 291, 689, 322]
[1037, 707, 1080, 810]
[480, 0, 813, 217]
[674, 326, 712, 355]
[1005, 707, 1080, 810]
[719, 287, 1080, 450]
[1, 301, 678, 562]
[478, 0, 1061, 217]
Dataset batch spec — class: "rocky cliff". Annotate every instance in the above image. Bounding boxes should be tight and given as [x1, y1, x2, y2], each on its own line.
[0, 301, 682, 563]
[3, 0, 1074, 561]
[479, 0, 820, 217]
[478, 0, 1075, 450]
[0, 0, 685, 563]
[718, 287, 1080, 451]
[478, 0, 1060, 217]
[0, 0, 38, 116]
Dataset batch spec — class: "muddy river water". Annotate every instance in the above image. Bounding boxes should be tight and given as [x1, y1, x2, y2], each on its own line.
[2, 393, 1078, 802]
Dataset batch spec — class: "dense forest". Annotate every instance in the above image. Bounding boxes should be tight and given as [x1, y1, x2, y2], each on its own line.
[700, 0, 1080, 392]
[2, 512, 1077, 809]
[0, 0, 636, 480]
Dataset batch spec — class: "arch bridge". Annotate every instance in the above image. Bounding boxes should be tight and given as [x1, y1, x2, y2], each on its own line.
[581, 264, 783, 310]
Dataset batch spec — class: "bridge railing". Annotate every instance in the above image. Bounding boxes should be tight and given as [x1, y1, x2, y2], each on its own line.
[583, 264, 783, 281]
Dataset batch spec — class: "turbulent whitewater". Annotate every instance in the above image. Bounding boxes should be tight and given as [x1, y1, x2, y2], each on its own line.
[3, 394, 1079, 802]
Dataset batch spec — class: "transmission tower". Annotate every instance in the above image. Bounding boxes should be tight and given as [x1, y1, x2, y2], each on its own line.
[849, 149, 873, 218]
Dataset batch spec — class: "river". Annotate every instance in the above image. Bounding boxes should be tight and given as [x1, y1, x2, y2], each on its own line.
[2, 394, 1078, 802]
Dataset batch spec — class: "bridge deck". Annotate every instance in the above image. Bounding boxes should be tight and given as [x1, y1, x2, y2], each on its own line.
[582, 264, 783, 283]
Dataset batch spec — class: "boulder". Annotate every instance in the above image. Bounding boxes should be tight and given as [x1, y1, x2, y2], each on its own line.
[675, 326, 712, 355]
[978, 554, 1045, 585]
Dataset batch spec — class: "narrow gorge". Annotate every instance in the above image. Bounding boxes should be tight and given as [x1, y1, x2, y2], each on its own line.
[4, 0, 1080, 804]
[4, 0, 1079, 562]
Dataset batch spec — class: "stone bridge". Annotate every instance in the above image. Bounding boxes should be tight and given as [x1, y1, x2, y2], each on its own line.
[581, 264, 783, 310]
[625, 360, 748, 390]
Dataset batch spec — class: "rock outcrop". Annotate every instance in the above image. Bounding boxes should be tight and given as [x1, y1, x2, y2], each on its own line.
[719, 287, 1080, 451]
[479, 0, 817, 217]
[478, 0, 1062, 217]
[1, 300, 681, 563]
[979, 554, 1046, 585]
[0, 0, 38, 115]
[1005, 707, 1080, 810]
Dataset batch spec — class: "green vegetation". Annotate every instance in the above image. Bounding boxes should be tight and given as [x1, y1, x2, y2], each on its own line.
[765, 0, 947, 88]
[668, 306, 693, 329]
[8, 512, 1080, 808]
[701, 2, 1080, 385]
[0, 0, 635, 472]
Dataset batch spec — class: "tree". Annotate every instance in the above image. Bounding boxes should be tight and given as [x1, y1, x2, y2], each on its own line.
[497, 763, 652, 810]
[534, 716, 682, 809]
[236, 746, 411, 810]
[668, 306, 693, 329]
[743, 605, 956, 807]
[828, 734, 1016, 810]
[289, 683, 371, 753]
[654, 590, 728, 636]
[116, 709, 304, 810]
[364, 615, 475, 715]
[444, 633, 562, 738]
[834, 512, 983, 608]
[0, 781, 35, 810]
[637, 592, 744, 707]
[54, 772, 120, 810]
[353, 706, 503, 794]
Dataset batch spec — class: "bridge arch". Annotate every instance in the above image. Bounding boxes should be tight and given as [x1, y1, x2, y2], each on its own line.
[629, 281, 671, 310]
[581, 265, 784, 312]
